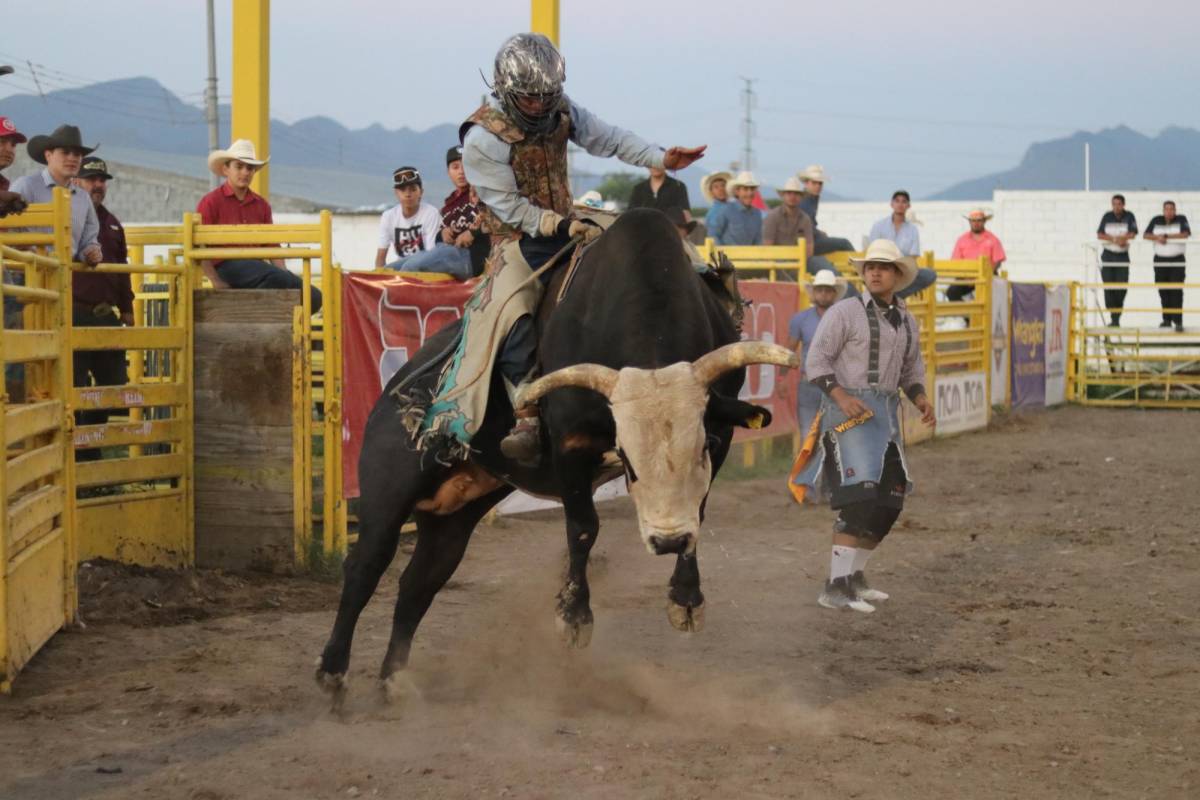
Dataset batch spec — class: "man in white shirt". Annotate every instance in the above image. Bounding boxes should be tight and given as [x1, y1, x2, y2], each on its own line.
[1144, 200, 1191, 331]
[867, 190, 937, 299]
[375, 166, 443, 269]
[1096, 194, 1138, 327]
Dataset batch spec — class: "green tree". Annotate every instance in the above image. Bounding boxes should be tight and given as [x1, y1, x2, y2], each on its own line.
[594, 172, 641, 206]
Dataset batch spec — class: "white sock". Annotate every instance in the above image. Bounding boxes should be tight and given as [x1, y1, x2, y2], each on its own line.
[830, 545, 855, 580]
[851, 547, 873, 575]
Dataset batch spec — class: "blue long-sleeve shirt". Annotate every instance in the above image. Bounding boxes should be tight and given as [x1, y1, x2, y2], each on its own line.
[715, 202, 763, 246]
[463, 96, 664, 237]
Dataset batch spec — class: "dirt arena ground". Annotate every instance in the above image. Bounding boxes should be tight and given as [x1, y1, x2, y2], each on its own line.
[1, 405, 1196, 799]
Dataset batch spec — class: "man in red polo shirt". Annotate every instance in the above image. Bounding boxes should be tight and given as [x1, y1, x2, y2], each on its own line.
[196, 139, 322, 313]
[948, 208, 1006, 301]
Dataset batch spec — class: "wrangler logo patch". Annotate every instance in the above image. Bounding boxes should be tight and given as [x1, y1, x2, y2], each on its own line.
[833, 410, 874, 434]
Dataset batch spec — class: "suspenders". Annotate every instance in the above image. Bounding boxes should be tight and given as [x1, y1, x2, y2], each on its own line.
[863, 300, 912, 388]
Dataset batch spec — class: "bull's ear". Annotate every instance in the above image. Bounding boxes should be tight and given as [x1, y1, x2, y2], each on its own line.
[706, 393, 773, 429]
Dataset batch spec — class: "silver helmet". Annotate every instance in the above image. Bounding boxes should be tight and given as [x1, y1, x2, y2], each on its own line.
[493, 33, 566, 136]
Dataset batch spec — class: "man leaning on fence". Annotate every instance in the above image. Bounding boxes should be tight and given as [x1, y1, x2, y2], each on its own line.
[72, 157, 133, 463]
[1144, 201, 1190, 332]
[197, 139, 322, 313]
[1096, 194, 1137, 327]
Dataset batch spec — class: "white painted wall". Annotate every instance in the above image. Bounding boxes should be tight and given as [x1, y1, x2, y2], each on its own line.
[270, 191, 1200, 328]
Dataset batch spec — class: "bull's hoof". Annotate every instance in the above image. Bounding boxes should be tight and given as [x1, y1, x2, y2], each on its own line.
[314, 660, 348, 712]
[555, 609, 594, 649]
[667, 599, 705, 633]
[381, 670, 422, 705]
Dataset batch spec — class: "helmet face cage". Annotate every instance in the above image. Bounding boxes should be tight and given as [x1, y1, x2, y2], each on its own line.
[493, 33, 566, 135]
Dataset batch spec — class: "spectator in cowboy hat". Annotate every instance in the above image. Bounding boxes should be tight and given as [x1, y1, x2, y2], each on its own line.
[948, 209, 1006, 302]
[0, 116, 28, 217]
[10, 124, 102, 265]
[711, 170, 762, 245]
[788, 269, 849, 448]
[71, 156, 134, 462]
[196, 139, 322, 313]
[701, 170, 732, 239]
[796, 164, 854, 255]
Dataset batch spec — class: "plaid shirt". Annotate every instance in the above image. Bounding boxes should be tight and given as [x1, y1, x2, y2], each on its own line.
[805, 295, 927, 399]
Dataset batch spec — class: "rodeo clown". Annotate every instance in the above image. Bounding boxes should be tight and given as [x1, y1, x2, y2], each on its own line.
[410, 33, 705, 465]
[787, 239, 936, 612]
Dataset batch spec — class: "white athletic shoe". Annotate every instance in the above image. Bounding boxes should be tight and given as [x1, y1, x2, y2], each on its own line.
[818, 577, 875, 613]
[851, 571, 889, 602]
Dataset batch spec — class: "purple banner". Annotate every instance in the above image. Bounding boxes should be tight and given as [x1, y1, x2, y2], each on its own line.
[1010, 283, 1046, 409]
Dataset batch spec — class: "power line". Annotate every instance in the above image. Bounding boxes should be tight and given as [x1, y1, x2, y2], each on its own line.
[757, 134, 1015, 160]
[758, 105, 1076, 134]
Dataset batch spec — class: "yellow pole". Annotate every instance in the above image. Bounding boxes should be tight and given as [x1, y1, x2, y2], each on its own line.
[531, 0, 560, 46]
[231, 0, 271, 199]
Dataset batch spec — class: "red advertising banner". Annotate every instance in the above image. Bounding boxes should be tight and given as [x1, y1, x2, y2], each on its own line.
[734, 280, 800, 441]
[341, 273, 477, 497]
[340, 275, 800, 497]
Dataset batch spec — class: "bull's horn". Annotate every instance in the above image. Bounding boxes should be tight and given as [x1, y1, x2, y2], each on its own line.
[691, 341, 799, 387]
[516, 364, 620, 408]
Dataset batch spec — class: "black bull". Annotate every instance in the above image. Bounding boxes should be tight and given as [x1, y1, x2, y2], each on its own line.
[316, 209, 796, 702]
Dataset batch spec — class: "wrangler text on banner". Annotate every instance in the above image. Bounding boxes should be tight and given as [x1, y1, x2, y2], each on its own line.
[1010, 283, 1046, 409]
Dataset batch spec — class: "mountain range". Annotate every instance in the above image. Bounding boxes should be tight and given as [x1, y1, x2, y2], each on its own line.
[3, 78, 1198, 205]
[930, 125, 1200, 200]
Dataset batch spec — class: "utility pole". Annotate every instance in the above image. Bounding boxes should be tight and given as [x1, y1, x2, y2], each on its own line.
[739, 77, 756, 173]
[205, 0, 220, 188]
[1083, 141, 1091, 191]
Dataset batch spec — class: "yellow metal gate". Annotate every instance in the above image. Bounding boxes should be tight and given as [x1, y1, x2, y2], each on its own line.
[0, 190, 76, 693]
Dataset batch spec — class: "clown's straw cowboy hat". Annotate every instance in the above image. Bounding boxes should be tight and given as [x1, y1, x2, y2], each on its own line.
[207, 139, 269, 176]
[804, 268, 848, 301]
[27, 124, 96, 164]
[700, 170, 732, 202]
[728, 170, 760, 191]
[797, 164, 828, 183]
[964, 208, 994, 222]
[850, 239, 919, 292]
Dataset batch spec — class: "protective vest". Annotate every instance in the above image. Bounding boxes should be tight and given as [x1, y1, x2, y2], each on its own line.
[460, 100, 573, 239]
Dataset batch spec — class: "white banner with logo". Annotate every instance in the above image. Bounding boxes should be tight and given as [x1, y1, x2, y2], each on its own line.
[1044, 284, 1069, 406]
[990, 278, 1010, 407]
[935, 371, 989, 437]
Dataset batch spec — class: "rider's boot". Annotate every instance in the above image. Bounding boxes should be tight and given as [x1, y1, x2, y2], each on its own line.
[500, 378, 542, 466]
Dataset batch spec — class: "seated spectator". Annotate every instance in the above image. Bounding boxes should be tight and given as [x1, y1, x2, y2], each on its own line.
[628, 164, 690, 212]
[869, 190, 921, 256]
[380, 149, 481, 279]
[198, 139, 322, 313]
[702, 171, 731, 239]
[375, 166, 443, 271]
[763, 175, 846, 280]
[711, 171, 763, 246]
[0, 116, 28, 217]
[868, 189, 936, 299]
[71, 157, 133, 462]
[948, 209, 1006, 301]
[796, 165, 853, 255]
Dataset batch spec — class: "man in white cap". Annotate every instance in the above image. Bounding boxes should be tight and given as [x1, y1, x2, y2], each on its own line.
[197, 139, 322, 313]
[701, 170, 732, 238]
[786, 269, 846, 447]
[949, 209, 1006, 301]
[788, 239, 935, 613]
[710, 171, 762, 245]
[797, 164, 854, 255]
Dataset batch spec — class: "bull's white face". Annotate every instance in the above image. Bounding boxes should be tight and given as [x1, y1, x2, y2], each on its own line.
[607, 364, 713, 555]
